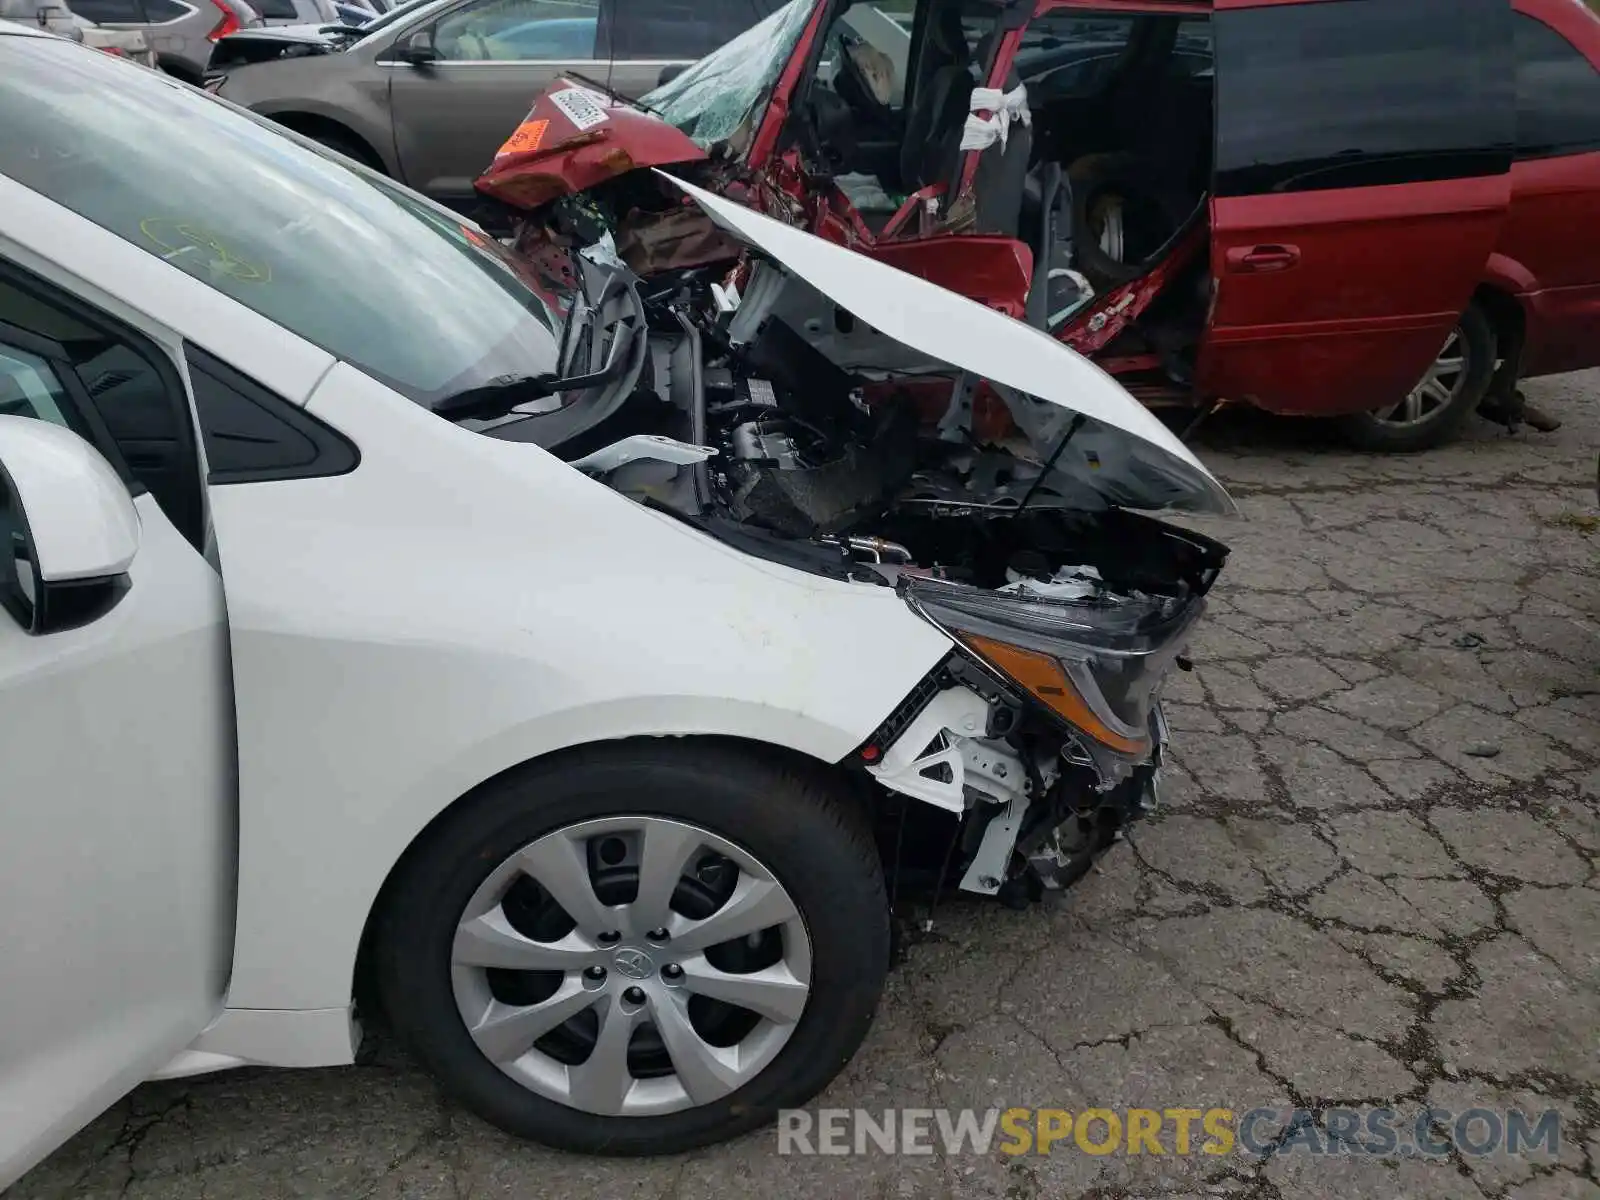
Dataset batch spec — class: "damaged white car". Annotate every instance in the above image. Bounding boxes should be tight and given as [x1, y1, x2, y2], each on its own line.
[0, 25, 1230, 1177]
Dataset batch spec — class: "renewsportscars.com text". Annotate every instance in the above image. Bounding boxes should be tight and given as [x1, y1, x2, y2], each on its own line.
[777, 1106, 1563, 1158]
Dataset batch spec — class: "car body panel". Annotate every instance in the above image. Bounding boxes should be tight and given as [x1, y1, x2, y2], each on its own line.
[0, 403, 232, 1191]
[215, 362, 952, 1011]
[1198, 176, 1513, 415]
[213, 42, 408, 173]
[476, 81, 708, 210]
[388, 58, 669, 202]
[1504, 150, 1600, 375]
[80, 21, 157, 65]
[1497, 0, 1600, 377]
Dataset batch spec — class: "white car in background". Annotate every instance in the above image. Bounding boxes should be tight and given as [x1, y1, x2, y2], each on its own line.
[0, 1, 151, 61]
[0, 24, 1231, 1186]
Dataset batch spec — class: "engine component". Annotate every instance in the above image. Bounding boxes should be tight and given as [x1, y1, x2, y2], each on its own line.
[724, 401, 917, 536]
[730, 421, 801, 468]
[738, 314, 863, 432]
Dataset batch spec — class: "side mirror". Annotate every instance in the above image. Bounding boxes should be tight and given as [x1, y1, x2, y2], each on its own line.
[393, 28, 439, 66]
[656, 63, 686, 87]
[0, 417, 139, 636]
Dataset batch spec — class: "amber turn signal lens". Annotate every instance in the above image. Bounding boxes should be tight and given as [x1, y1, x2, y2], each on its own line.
[962, 634, 1150, 756]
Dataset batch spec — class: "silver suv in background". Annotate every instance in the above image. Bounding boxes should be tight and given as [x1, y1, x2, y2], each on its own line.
[0, 3, 156, 64]
[209, 0, 784, 214]
[66, 0, 334, 81]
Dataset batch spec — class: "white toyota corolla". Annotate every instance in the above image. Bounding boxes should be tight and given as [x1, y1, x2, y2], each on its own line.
[0, 21, 1234, 1182]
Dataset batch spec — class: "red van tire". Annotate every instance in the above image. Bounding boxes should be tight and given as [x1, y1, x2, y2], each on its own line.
[1335, 303, 1497, 453]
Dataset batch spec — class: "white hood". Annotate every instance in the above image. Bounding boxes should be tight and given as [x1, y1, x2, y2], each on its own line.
[662, 173, 1237, 517]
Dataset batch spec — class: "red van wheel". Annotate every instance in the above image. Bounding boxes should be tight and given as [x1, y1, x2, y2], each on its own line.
[1335, 304, 1496, 453]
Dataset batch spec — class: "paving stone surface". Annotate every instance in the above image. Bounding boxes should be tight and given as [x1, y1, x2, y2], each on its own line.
[17, 376, 1599, 1198]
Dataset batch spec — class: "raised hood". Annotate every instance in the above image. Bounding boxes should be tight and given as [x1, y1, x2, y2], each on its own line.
[663, 174, 1236, 517]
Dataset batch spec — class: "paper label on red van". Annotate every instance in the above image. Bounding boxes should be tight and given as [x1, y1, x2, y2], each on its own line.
[550, 86, 610, 131]
[496, 118, 549, 158]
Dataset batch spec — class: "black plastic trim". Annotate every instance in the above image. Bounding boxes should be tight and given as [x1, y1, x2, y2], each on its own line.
[185, 344, 360, 484]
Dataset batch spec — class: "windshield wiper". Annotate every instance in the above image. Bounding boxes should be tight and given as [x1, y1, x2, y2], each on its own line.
[561, 70, 662, 117]
[431, 319, 635, 422]
[430, 373, 561, 422]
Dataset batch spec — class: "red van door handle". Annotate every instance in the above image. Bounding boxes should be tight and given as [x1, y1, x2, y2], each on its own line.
[1226, 244, 1301, 273]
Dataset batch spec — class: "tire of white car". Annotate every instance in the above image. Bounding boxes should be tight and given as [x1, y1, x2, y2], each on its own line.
[370, 740, 891, 1155]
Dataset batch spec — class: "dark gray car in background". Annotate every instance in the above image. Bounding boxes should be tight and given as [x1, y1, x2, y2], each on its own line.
[208, 0, 783, 214]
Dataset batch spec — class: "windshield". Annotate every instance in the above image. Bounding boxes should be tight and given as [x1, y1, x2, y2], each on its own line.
[639, 0, 814, 149]
[0, 33, 560, 408]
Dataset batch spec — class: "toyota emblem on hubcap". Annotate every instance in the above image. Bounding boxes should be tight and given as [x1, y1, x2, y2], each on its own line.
[612, 948, 654, 980]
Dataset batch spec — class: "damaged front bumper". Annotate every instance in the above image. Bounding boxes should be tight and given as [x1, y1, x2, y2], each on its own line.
[862, 668, 1173, 901]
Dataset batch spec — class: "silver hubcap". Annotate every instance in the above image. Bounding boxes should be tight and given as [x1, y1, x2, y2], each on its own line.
[1373, 329, 1466, 426]
[1094, 195, 1126, 261]
[450, 816, 812, 1117]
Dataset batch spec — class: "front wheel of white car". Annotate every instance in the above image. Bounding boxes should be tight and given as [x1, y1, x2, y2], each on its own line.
[372, 742, 889, 1155]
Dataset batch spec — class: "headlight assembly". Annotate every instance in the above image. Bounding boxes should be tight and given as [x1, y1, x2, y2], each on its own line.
[902, 573, 1204, 776]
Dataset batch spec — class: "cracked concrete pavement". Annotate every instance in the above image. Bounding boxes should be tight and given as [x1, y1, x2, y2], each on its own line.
[16, 375, 1600, 1200]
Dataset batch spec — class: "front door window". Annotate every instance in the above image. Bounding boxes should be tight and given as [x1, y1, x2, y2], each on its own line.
[432, 0, 597, 61]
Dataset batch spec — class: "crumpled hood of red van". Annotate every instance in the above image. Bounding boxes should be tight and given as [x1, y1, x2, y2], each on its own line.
[474, 80, 707, 211]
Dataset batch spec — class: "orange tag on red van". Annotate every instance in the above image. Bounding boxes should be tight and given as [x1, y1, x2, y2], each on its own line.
[497, 118, 549, 159]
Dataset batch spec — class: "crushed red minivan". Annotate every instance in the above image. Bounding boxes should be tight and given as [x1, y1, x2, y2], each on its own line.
[475, 0, 1600, 451]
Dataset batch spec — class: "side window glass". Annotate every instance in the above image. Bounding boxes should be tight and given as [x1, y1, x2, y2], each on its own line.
[1214, 0, 1513, 196]
[1514, 13, 1600, 159]
[0, 344, 76, 429]
[0, 268, 204, 548]
[186, 346, 357, 483]
[140, 0, 197, 18]
[46, 0, 144, 20]
[434, 0, 598, 61]
[599, 0, 776, 61]
[1173, 16, 1212, 78]
[1017, 14, 1136, 96]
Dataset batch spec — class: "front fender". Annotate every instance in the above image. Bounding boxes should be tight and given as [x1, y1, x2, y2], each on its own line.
[1483, 251, 1539, 297]
[215, 364, 950, 1014]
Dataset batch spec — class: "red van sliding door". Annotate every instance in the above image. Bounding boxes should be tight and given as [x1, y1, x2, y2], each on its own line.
[1198, 0, 1515, 416]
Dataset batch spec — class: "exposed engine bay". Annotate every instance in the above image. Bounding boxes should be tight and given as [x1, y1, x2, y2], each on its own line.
[475, 244, 1221, 586]
[461, 194, 1228, 902]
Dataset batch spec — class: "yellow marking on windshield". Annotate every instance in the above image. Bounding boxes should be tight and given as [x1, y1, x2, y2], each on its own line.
[139, 217, 271, 284]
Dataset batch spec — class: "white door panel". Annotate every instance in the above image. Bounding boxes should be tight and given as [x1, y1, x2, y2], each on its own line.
[0, 494, 233, 1190]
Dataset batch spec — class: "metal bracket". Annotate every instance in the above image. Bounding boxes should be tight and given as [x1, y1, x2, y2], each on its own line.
[867, 686, 1028, 814]
[959, 787, 1030, 896]
[866, 687, 989, 813]
[937, 372, 977, 443]
[567, 435, 717, 475]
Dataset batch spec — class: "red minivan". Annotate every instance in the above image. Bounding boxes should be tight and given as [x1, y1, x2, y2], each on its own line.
[475, 0, 1600, 451]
